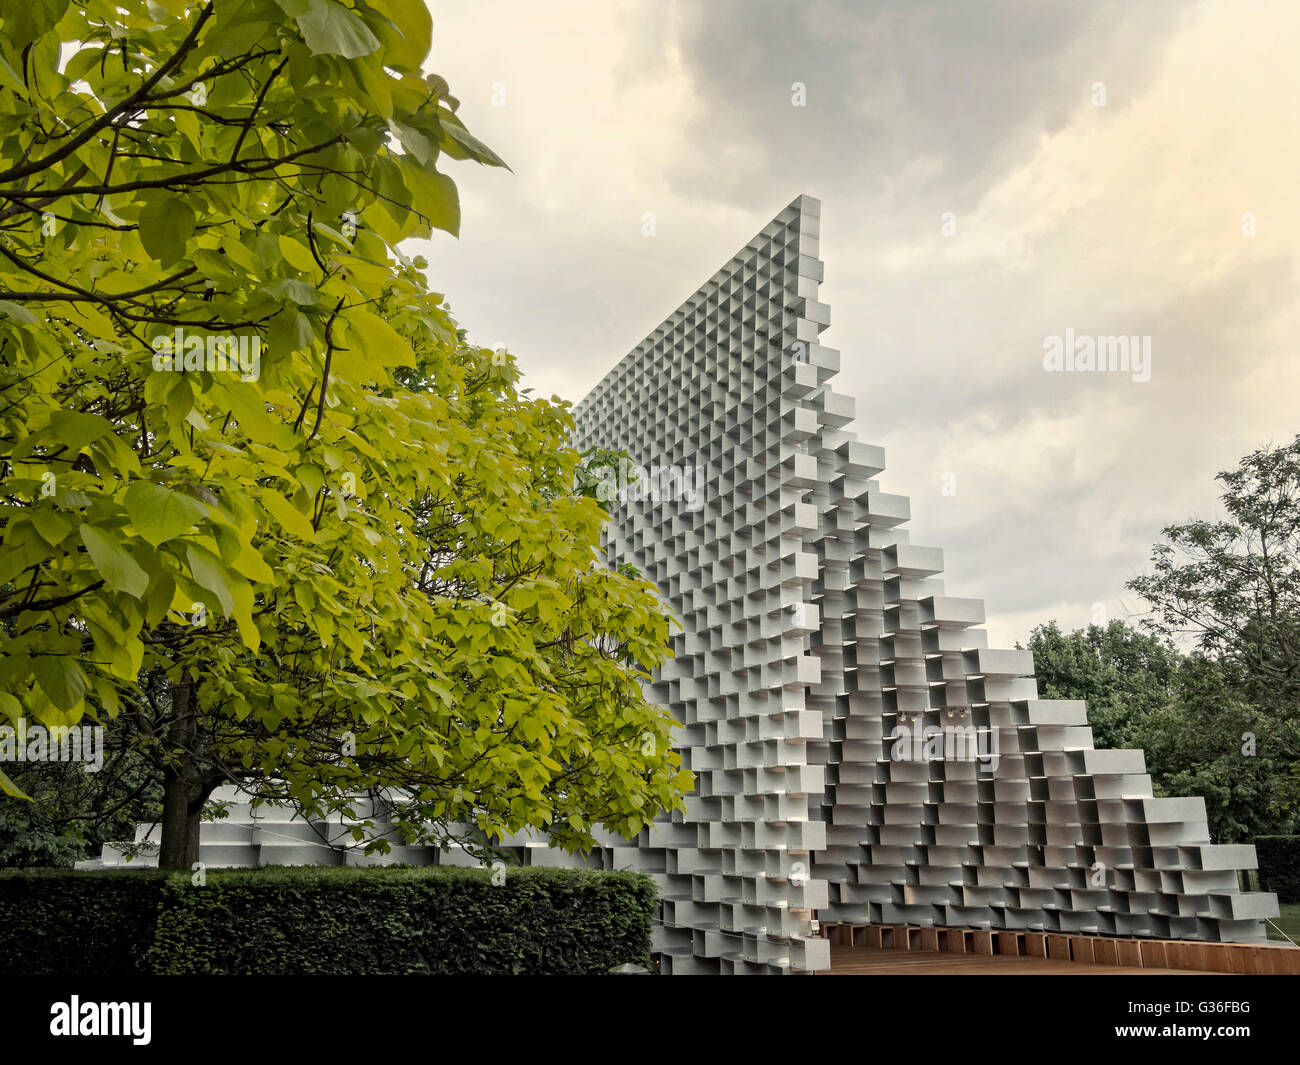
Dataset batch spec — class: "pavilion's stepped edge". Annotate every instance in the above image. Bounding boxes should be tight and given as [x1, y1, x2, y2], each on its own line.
[569, 194, 1276, 971]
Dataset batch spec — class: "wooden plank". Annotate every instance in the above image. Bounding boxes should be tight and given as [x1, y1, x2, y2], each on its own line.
[995, 931, 1023, 957]
[1093, 938, 1119, 966]
[920, 927, 940, 952]
[973, 929, 994, 955]
[1047, 934, 1071, 961]
[1070, 936, 1095, 964]
[1141, 940, 1168, 969]
[1115, 939, 1143, 967]
[1026, 932, 1048, 958]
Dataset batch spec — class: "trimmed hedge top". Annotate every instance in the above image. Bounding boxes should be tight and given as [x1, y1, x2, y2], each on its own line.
[0, 865, 657, 975]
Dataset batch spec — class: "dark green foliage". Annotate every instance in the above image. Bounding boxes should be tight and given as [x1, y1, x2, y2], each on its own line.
[0, 869, 170, 975]
[1128, 434, 1300, 731]
[1022, 620, 1179, 751]
[1023, 620, 1300, 842]
[1256, 836, 1300, 904]
[0, 753, 160, 868]
[0, 866, 656, 975]
[1142, 658, 1298, 843]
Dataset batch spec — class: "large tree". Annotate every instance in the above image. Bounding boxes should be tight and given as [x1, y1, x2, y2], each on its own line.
[1128, 436, 1300, 729]
[1125, 436, 1300, 835]
[0, 0, 689, 868]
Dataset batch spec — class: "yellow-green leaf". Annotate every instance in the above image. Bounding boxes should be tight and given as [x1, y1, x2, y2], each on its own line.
[80, 525, 149, 597]
[124, 480, 209, 546]
[260, 488, 318, 542]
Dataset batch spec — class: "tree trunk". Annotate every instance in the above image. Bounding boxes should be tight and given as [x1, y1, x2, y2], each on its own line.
[158, 771, 202, 869]
[157, 680, 206, 870]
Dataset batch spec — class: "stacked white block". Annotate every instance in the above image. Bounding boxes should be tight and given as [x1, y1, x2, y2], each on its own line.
[574, 196, 834, 973]
[75, 785, 446, 870]
[571, 194, 1277, 972]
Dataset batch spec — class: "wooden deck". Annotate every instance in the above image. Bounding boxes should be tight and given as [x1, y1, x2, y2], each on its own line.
[826, 944, 1211, 975]
[817, 922, 1298, 973]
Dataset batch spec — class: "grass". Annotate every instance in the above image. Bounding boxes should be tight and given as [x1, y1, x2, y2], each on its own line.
[1241, 870, 1299, 943]
[1266, 901, 1300, 944]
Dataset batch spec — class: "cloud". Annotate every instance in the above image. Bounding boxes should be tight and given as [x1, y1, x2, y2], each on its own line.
[421, 0, 1300, 648]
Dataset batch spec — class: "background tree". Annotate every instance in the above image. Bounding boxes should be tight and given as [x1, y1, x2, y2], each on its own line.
[1024, 619, 1179, 751]
[0, 0, 689, 868]
[1137, 655, 1295, 843]
[1128, 435, 1300, 825]
[0, 746, 157, 866]
[1023, 619, 1297, 841]
[1128, 436, 1300, 738]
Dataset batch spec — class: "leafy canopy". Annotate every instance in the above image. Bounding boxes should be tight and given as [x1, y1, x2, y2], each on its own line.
[1128, 435, 1300, 733]
[0, 0, 689, 854]
[1023, 620, 1297, 841]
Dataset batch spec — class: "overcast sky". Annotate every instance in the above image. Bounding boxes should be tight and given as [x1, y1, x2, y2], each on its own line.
[416, 0, 1300, 649]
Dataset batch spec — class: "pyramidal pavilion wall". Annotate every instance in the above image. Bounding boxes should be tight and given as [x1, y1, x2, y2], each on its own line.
[85, 195, 1279, 975]
[568, 194, 1278, 974]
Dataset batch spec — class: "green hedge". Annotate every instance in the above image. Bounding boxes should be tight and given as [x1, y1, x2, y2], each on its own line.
[1256, 836, 1300, 904]
[0, 866, 656, 975]
[0, 868, 170, 976]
